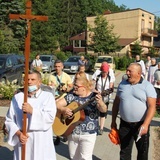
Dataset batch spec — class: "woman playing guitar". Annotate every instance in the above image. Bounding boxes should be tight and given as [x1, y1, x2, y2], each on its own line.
[55, 76, 107, 160]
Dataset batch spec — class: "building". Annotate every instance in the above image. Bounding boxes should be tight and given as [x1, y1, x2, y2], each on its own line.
[69, 32, 86, 53]
[69, 8, 158, 56]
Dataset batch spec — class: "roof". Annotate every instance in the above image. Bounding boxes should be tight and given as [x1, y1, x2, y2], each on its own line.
[113, 8, 154, 16]
[87, 8, 155, 18]
[70, 32, 86, 40]
[118, 38, 137, 46]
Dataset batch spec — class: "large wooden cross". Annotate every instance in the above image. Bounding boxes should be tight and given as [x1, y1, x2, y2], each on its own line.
[9, 1, 48, 160]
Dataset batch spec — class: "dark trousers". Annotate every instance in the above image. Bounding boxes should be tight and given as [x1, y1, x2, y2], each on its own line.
[119, 119, 149, 160]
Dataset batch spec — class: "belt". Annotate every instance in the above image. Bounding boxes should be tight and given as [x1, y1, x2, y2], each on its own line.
[121, 119, 143, 125]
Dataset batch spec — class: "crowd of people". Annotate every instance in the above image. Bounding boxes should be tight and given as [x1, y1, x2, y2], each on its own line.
[4, 54, 159, 160]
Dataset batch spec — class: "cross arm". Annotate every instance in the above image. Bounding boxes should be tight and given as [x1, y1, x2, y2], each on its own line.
[9, 14, 48, 21]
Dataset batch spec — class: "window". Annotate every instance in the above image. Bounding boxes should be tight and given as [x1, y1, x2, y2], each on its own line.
[141, 19, 145, 29]
[74, 40, 86, 48]
[149, 22, 152, 29]
[97, 58, 112, 63]
[6, 58, 12, 67]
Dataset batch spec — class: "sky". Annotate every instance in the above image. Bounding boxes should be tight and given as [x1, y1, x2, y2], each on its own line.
[114, 0, 160, 17]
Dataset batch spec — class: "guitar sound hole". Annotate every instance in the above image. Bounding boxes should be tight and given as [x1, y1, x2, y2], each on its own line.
[65, 116, 74, 125]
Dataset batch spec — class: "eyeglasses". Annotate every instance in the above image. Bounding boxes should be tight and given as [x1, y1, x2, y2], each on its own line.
[74, 84, 85, 89]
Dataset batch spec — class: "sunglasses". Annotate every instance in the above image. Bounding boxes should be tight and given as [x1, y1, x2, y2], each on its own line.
[74, 84, 85, 89]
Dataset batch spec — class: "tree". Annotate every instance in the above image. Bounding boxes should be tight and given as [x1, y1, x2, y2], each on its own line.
[0, 0, 25, 53]
[88, 14, 120, 55]
[155, 16, 160, 32]
[0, 0, 128, 53]
[131, 41, 143, 58]
[148, 46, 156, 56]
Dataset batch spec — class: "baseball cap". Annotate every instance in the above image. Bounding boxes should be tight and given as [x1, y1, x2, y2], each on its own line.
[100, 63, 109, 72]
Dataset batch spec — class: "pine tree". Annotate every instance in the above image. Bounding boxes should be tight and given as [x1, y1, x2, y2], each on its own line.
[0, 0, 25, 53]
[88, 14, 120, 55]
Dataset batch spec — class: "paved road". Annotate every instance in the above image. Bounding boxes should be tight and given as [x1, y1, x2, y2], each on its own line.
[0, 70, 160, 160]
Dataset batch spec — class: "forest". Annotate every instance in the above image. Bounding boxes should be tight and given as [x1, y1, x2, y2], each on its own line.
[0, 0, 160, 56]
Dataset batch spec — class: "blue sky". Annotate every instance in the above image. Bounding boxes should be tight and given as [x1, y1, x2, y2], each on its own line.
[114, 0, 160, 16]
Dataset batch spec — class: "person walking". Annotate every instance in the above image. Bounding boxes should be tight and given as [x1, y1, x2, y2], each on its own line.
[47, 59, 73, 98]
[50, 59, 73, 145]
[135, 55, 146, 77]
[5, 70, 57, 160]
[147, 58, 158, 84]
[31, 54, 43, 72]
[145, 55, 151, 80]
[111, 63, 157, 160]
[154, 62, 160, 107]
[92, 62, 115, 135]
[55, 76, 107, 160]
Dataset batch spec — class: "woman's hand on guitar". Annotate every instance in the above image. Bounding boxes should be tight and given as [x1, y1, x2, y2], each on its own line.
[62, 107, 73, 117]
[95, 93, 107, 112]
[95, 93, 103, 104]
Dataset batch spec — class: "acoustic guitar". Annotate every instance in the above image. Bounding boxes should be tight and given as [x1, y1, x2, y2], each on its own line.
[53, 88, 113, 137]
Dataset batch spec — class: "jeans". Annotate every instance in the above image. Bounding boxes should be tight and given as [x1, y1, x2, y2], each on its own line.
[119, 119, 149, 160]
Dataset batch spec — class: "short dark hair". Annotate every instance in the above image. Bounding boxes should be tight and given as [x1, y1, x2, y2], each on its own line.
[54, 59, 63, 65]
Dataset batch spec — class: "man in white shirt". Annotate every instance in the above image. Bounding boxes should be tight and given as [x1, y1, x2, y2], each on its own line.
[5, 70, 57, 160]
[92, 62, 115, 82]
[145, 56, 152, 80]
[92, 62, 115, 135]
[147, 58, 158, 84]
[32, 54, 43, 72]
[135, 55, 146, 77]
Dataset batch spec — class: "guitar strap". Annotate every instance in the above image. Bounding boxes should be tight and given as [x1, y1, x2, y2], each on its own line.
[53, 72, 63, 95]
[53, 72, 63, 86]
[35, 59, 37, 67]
[56, 75, 62, 85]
[95, 72, 111, 102]
[95, 73, 110, 90]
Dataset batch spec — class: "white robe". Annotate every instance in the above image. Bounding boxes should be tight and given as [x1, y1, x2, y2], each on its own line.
[148, 65, 158, 84]
[5, 90, 57, 160]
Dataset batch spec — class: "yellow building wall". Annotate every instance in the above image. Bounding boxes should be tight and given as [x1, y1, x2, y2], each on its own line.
[86, 9, 155, 52]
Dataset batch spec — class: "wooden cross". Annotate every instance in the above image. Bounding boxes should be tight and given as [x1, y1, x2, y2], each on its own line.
[9, 1, 48, 160]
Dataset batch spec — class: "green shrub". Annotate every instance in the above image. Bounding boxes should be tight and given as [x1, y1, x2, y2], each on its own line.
[114, 57, 119, 70]
[55, 51, 69, 62]
[155, 110, 160, 118]
[0, 83, 20, 100]
[41, 72, 51, 85]
[116, 56, 134, 70]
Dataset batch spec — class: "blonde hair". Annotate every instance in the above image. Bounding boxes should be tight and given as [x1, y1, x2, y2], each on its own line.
[74, 71, 87, 80]
[74, 76, 92, 91]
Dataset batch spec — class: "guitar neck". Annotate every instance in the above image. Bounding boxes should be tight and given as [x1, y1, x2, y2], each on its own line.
[71, 89, 113, 114]
[72, 97, 95, 114]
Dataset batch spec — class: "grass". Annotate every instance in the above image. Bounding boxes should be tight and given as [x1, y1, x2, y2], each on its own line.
[155, 108, 160, 118]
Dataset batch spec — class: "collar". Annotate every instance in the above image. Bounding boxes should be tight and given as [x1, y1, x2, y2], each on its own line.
[127, 77, 143, 85]
[151, 64, 157, 67]
[28, 88, 42, 98]
[139, 77, 143, 83]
